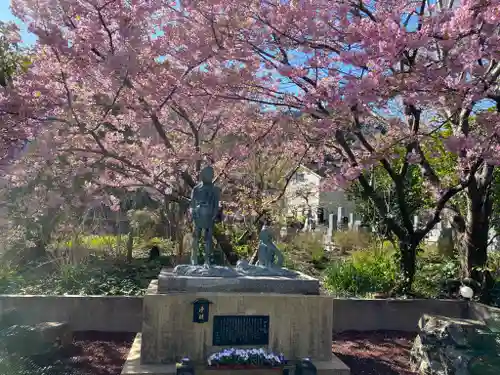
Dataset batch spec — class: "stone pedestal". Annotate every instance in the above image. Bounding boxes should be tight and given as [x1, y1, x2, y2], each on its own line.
[158, 268, 320, 295]
[142, 281, 332, 363]
[121, 266, 350, 375]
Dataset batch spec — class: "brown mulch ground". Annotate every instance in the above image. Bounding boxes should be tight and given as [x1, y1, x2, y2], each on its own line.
[45, 330, 415, 375]
[333, 331, 417, 375]
[63, 332, 135, 375]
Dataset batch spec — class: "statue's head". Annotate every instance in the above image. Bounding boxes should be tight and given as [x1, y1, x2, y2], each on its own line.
[200, 166, 214, 184]
[259, 226, 272, 242]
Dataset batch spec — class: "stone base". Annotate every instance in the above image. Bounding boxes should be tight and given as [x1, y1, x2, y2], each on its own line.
[142, 282, 333, 363]
[158, 267, 319, 295]
[122, 334, 350, 375]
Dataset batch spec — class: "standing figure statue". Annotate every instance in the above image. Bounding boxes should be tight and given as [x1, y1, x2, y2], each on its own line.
[257, 225, 284, 268]
[190, 166, 220, 266]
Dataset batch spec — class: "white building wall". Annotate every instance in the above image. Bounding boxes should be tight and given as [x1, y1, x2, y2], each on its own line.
[284, 167, 356, 221]
[285, 169, 321, 217]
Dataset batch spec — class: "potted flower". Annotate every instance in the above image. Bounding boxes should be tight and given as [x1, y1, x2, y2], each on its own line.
[206, 348, 285, 373]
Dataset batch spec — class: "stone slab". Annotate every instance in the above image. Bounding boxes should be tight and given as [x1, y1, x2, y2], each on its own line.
[141, 283, 333, 364]
[122, 334, 349, 375]
[157, 268, 320, 295]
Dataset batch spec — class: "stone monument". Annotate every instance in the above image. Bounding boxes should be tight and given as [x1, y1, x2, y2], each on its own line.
[121, 172, 350, 375]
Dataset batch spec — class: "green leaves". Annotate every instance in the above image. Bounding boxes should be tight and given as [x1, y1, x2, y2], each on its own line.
[0, 21, 30, 87]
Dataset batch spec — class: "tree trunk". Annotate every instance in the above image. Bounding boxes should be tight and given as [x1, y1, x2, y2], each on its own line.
[458, 188, 494, 303]
[397, 239, 418, 295]
[126, 230, 134, 263]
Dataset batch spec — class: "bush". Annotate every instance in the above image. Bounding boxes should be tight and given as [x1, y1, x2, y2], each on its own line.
[412, 243, 460, 298]
[0, 255, 172, 296]
[323, 245, 397, 297]
[61, 234, 129, 257]
[279, 232, 326, 275]
[332, 230, 372, 253]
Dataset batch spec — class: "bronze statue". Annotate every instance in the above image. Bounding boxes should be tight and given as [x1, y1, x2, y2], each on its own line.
[257, 225, 284, 268]
[190, 166, 220, 266]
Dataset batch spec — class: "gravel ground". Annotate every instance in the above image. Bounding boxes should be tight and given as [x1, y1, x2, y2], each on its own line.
[39, 330, 416, 375]
[333, 331, 417, 375]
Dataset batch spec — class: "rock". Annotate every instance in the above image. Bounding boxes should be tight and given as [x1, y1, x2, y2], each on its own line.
[2, 322, 72, 356]
[411, 314, 500, 375]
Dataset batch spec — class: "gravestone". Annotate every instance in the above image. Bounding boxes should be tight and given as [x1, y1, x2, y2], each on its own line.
[337, 207, 344, 228]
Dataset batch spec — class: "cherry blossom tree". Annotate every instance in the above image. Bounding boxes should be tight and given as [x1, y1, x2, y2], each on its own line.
[3, 0, 306, 264]
[0, 21, 33, 165]
[6, 0, 500, 296]
[181, 0, 500, 296]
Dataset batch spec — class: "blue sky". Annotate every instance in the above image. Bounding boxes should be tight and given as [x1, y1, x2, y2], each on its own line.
[0, 2, 36, 45]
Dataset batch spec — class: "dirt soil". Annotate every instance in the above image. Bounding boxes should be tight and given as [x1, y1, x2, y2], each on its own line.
[58, 331, 135, 375]
[44, 330, 415, 375]
[333, 330, 417, 375]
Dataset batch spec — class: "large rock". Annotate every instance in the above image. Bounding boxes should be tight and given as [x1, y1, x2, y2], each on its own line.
[2, 322, 72, 356]
[410, 314, 500, 375]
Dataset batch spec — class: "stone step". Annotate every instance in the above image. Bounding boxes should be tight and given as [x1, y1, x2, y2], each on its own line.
[121, 334, 350, 375]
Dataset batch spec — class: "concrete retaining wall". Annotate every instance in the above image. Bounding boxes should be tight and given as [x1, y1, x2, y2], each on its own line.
[332, 299, 469, 332]
[0, 294, 471, 333]
[468, 302, 500, 323]
[0, 295, 143, 332]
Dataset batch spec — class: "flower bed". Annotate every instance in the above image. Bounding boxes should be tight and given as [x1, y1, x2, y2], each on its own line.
[207, 348, 284, 369]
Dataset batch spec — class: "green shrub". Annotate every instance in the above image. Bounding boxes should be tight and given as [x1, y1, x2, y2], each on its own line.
[279, 232, 326, 275]
[0, 264, 25, 294]
[323, 246, 397, 297]
[2, 256, 172, 296]
[62, 234, 130, 256]
[412, 243, 460, 298]
[333, 230, 372, 253]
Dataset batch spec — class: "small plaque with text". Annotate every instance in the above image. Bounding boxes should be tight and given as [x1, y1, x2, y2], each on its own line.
[192, 298, 212, 323]
[212, 315, 270, 346]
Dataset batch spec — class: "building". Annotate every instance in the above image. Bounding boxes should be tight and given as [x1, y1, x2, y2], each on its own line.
[283, 165, 356, 224]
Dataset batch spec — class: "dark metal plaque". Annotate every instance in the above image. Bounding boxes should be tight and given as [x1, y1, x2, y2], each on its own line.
[192, 298, 212, 323]
[212, 315, 270, 346]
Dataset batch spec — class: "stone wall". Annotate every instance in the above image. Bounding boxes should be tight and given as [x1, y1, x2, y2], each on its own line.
[0, 294, 470, 333]
[0, 295, 143, 332]
[332, 299, 469, 332]
[468, 302, 500, 325]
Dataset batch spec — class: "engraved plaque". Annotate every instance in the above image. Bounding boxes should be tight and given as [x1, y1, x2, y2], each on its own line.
[192, 298, 212, 323]
[212, 315, 270, 346]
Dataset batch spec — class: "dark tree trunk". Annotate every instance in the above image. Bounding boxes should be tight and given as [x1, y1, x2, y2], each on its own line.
[126, 230, 134, 263]
[397, 239, 418, 295]
[458, 185, 494, 303]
